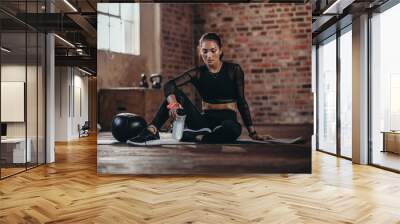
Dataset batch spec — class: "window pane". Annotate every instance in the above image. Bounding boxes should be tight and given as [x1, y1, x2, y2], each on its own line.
[1, 31, 28, 177]
[108, 4, 120, 16]
[318, 36, 337, 154]
[27, 31, 38, 169]
[124, 21, 133, 54]
[109, 17, 123, 53]
[121, 3, 135, 21]
[98, 14, 110, 50]
[38, 33, 45, 165]
[340, 28, 352, 158]
[97, 3, 109, 13]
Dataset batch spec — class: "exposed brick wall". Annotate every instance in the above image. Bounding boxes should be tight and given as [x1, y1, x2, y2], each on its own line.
[152, 3, 312, 126]
[160, 4, 195, 83]
[97, 50, 147, 90]
[159, 4, 198, 126]
[193, 3, 313, 125]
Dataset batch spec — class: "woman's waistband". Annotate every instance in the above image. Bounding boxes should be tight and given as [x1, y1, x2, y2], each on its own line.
[202, 109, 237, 118]
[202, 101, 237, 111]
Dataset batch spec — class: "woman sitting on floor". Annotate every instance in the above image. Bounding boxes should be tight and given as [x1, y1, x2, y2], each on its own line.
[130, 32, 272, 144]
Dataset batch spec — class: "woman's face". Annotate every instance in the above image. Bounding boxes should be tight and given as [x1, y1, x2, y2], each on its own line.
[200, 40, 222, 68]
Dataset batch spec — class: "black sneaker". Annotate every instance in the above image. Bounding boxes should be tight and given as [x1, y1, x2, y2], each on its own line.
[181, 128, 212, 142]
[127, 128, 160, 145]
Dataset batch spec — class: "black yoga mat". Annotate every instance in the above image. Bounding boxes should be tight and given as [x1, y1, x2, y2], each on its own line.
[97, 133, 304, 146]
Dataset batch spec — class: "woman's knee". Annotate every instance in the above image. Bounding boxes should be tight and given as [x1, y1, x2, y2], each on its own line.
[170, 89, 188, 105]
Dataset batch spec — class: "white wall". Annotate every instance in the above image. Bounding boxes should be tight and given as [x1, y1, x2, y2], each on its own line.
[55, 67, 69, 141]
[55, 67, 89, 141]
[71, 72, 89, 138]
[1, 63, 46, 164]
[1, 65, 26, 140]
[1, 65, 33, 137]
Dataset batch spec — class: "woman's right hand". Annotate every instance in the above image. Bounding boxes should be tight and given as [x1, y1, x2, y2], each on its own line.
[168, 103, 183, 120]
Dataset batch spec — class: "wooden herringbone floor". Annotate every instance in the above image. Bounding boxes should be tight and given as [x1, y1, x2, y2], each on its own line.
[1, 135, 400, 223]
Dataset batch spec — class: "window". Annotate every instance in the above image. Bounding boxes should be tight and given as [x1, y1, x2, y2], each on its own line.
[370, 2, 400, 171]
[339, 27, 352, 158]
[98, 3, 140, 55]
[315, 24, 353, 159]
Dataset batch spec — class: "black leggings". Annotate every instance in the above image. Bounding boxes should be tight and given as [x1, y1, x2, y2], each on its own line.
[150, 89, 242, 143]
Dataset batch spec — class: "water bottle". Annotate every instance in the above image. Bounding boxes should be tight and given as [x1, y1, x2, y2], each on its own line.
[172, 109, 186, 140]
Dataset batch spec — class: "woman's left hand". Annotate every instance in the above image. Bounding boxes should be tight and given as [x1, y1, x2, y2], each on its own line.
[249, 132, 273, 141]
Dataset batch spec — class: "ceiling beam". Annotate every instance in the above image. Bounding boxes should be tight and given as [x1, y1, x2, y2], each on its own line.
[55, 55, 96, 69]
[66, 13, 97, 46]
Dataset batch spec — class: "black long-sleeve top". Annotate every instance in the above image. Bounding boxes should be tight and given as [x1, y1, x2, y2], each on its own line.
[164, 61, 253, 129]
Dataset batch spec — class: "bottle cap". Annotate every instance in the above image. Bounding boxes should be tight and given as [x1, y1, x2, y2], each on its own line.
[176, 108, 185, 116]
